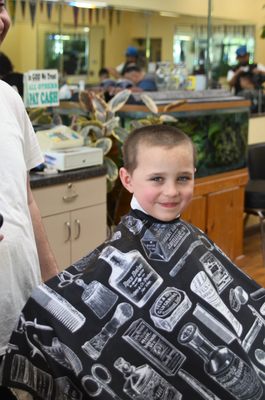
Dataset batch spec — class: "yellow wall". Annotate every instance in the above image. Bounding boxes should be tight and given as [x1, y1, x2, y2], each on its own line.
[248, 116, 265, 144]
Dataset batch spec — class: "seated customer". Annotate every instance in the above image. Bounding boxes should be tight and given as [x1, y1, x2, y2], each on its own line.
[98, 67, 110, 82]
[123, 65, 157, 92]
[237, 72, 264, 113]
[1, 125, 265, 399]
[98, 67, 117, 89]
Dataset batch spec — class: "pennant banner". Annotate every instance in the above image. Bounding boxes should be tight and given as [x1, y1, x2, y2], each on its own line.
[20, 0, 26, 18]
[108, 7, 113, 32]
[95, 8, 100, 24]
[73, 6, 79, 28]
[116, 9, 121, 25]
[7, 0, 17, 24]
[88, 8, 93, 25]
[46, 1, 53, 20]
[81, 8, 86, 24]
[29, 0, 37, 27]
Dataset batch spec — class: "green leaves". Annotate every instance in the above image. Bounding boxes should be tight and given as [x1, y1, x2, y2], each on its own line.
[112, 126, 130, 143]
[140, 93, 158, 114]
[108, 90, 132, 113]
[104, 156, 119, 183]
[94, 137, 112, 155]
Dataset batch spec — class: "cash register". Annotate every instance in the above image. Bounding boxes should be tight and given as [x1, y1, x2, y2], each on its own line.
[36, 125, 103, 171]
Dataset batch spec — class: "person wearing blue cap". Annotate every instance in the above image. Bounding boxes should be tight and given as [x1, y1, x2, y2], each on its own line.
[107, 45, 140, 79]
[227, 45, 265, 94]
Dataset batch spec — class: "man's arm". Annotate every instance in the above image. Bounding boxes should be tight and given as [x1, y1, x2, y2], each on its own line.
[253, 63, 265, 76]
[107, 67, 122, 79]
[27, 175, 59, 281]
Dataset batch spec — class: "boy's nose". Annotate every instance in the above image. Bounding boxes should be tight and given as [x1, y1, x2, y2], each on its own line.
[164, 182, 179, 197]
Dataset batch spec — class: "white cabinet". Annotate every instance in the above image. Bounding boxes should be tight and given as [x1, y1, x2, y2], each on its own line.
[33, 176, 107, 271]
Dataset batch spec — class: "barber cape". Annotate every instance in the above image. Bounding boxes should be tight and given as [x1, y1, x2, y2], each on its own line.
[1, 209, 265, 400]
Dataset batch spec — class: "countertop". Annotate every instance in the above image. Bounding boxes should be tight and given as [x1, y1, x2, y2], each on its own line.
[130, 89, 240, 104]
[30, 165, 107, 189]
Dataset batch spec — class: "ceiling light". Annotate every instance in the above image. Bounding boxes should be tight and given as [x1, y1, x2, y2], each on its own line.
[68, 1, 107, 8]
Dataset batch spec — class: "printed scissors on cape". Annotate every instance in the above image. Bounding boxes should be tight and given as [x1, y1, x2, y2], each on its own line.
[82, 364, 122, 399]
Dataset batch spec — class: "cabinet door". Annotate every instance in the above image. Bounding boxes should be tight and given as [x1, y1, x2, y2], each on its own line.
[207, 186, 244, 259]
[181, 195, 206, 232]
[71, 204, 107, 264]
[42, 213, 71, 271]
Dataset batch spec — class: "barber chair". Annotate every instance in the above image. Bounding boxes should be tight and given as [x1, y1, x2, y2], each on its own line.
[244, 142, 265, 264]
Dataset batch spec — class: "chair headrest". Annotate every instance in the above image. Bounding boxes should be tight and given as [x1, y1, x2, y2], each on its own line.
[248, 142, 265, 179]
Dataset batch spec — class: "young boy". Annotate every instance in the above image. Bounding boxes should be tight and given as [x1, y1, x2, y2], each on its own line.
[1, 125, 265, 400]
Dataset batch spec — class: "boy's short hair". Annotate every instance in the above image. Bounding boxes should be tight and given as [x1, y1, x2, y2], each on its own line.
[122, 124, 197, 173]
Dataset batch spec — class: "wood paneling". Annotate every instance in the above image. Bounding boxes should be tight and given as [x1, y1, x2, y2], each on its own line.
[182, 168, 248, 261]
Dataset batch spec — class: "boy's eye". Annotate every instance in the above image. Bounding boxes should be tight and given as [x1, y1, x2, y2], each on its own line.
[178, 176, 191, 182]
[151, 176, 163, 182]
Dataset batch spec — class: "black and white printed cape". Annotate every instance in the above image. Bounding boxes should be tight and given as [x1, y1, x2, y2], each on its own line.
[1, 209, 265, 400]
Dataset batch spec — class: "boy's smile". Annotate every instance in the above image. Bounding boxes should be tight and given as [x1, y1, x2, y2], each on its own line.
[120, 142, 195, 221]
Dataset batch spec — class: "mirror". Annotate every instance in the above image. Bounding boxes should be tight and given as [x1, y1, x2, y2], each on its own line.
[3, 1, 257, 88]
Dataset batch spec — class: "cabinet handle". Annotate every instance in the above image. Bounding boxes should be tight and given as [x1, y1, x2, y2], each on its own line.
[74, 219, 81, 240]
[63, 193, 79, 202]
[64, 221, 71, 242]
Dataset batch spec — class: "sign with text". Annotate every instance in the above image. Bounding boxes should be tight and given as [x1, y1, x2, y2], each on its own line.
[24, 69, 59, 108]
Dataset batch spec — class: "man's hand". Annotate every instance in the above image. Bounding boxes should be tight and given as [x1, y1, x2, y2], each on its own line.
[27, 176, 59, 281]
[252, 67, 265, 76]
[0, 213, 3, 241]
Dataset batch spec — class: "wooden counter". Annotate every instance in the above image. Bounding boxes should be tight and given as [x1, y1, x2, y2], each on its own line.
[182, 168, 248, 261]
[121, 98, 250, 114]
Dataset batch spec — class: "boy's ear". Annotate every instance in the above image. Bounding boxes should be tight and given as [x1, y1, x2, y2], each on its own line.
[119, 167, 134, 193]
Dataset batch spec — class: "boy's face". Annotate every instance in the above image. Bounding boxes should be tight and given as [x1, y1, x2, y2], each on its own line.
[120, 142, 195, 222]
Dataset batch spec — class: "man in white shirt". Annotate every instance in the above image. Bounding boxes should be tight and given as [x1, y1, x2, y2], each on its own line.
[0, 3, 58, 399]
[227, 45, 265, 95]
